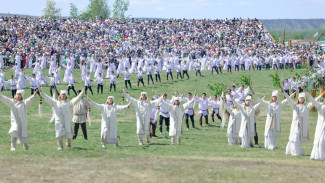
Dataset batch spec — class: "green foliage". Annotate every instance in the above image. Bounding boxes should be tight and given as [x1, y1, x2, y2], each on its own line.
[80, 0, 110, 20]
[69, 3, 79, 19]
[112, 0, 129, 19]
[269, 29, 325, 43]
[269, 71, 281, 88]
[240, 74, 251, 86]
[42, 0, 61, 19]
[208, 82, 227, 96]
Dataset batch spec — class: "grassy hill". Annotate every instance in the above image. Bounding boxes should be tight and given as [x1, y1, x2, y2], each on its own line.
[261, 19, 325, 31]
[0, 68, 324, 182]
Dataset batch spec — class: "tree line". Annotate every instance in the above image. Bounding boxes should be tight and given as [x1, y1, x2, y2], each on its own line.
[43, 0, 129, 20]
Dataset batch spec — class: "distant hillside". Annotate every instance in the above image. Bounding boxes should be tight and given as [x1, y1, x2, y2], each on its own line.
[261, 19, 325, 31]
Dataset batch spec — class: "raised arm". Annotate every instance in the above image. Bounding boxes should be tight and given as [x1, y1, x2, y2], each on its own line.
[122, 89, 138, 106]
[0, 93, 13, 107]
[283, 90, 296, 108]
[183, 98, 196, 110]
[305, 91, 321, 109]
[88, 98, 104, 111]
[253, 94, 268, 107]
[40, 89, 56, 107]
[161, 100, 173, 112]
[232, 98, 243, 110]
[150, 95, 164, 108]
[70, 90, 84, 106]
[24, 91, 37, 107]
[117, 102, 131, 112]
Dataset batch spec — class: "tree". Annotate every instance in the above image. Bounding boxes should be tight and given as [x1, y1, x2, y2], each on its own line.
[70, 3, 79, 19]
[80, 0, 110, 20]
[112, 0, 129, 20]
[43, 0, 61, 19]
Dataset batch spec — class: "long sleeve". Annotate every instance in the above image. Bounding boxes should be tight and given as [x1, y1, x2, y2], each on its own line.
[223, 103, 233, 115]
[161, 100, 173, 111]
[183, 99, 196, 110]
[124, 93, 138, 106]
[283, 92, 296, 109]
[306, 92, 321, 109]
[24, 95, 36, 108]
[254, 94, 268, 107]
[0, 93, 13, 107]
[150, 95, 163, 108]
[70, 93, 83, 107]
[233, 99, 243, 110]
[88, 100, 104, 111]
[40, 91, 56, 107]
[117, 104, 129, 112]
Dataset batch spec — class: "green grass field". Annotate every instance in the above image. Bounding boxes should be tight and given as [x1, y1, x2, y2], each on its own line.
[0, 68, 324, 183]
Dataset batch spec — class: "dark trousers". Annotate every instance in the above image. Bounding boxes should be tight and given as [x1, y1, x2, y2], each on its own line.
[254, 123, 258, 145]
[183, 70, 189, 79]
[125, 80, 132, 89]
[155, 73, 161, 82]
[292, 89, 297, 98]
[11, 89, 17, 98]
[167, 72, 173, 80]
[199, 114, 208, 126]
[211, 66, 218, 74]
[31, 88, 36, 95]
[284, 89, 290, 96]
[137, 78, 145, 87]
[177, 72, 182, 79]
[185, 113, 195, 128]
[97, 84, 103, 94]
[235, 65, 239, 71]
[265, 63, 270, 70]
[147, 74, 154, 84]
[273, 64, 278, 70]
[68, 85, 77, 96]
[85, 85, 93, 95]
[211, 111, 222, 122]
[150, 122, 157, 137]
[73, 123, 87, 140]
[227, 65, 232, 72]
[257, 65, 262, 70]
[196, 70, 202, 77]
[159, 115, 170, 133]
[50, 85, 59, 96]
[241, 64, 245, 70]
[218, 66, 223, 73]
[110, 83, 116, 92]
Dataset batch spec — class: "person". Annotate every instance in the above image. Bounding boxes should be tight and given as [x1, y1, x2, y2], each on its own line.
[158, 93, 171, 135]
[72, 90, 90, 140]
[182, 61, 190, 79]
[209, 94, 222, 123]
[194, 60, 202, 77]
[25, 74, 39, 95]
[146, 63, 154, 85]
[109, 71, 116, 92]
[222, 97, 241, 145]
[166, 62, 173, 80]
[181, 92, 196, 129]
[0, 89, 38, 151]
[176, 62, 182, 79]
[159, 97, 196, 144]
[150, 97, 159, 137]
[233, 95, 260, 148]
[67, 74, 77, 96]
[40, 87, 84, 150]
[123, 68, 132, 89]
[94, 73, 104, 94]
[122, 89, 163, 145]
[154, 62, 161, 83]
[137, 68, 145, 87]
[252, 89, 291, 149]
[196, 92, 209, 127]
[88, 95, 131, 148]
[304, 87, 325, 160]
[282, 89, 322, 156]
[6, 75, 17, 98]
[84, 73, 93, 95]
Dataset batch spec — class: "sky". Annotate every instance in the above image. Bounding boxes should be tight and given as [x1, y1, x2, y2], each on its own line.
[0, 0, 324, 19]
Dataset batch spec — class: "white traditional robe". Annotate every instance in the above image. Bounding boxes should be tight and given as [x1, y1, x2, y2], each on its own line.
[124, 93, 162, 136]
[41, 91, 82, 139]
[89, 100, 129, 145]
[306, 93, 325, 160]
[161, 99, 195, 138]
[234, 100, 260, 148]
[254, 94, 289, 149]
[224, 104, 241, 145]
[0, 94, 36, 144]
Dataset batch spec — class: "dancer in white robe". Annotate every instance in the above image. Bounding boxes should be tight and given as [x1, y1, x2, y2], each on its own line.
[88, 96, 131, 148]
[160, 97, 196, 144]
[0, 89, 38, 151]
[122, 89, 163, 145]
[40, 88, 84, 150]
[283, 89, 323, 156]
[303, 87, 325, 160]
[223, 97, 241, 145]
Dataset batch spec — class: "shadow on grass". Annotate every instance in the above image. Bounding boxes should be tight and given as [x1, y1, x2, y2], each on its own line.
[73, 147, 95, 151]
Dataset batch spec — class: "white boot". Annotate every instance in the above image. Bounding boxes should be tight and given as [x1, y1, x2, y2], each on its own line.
[10, 137, 17, 151]
[66, 139, 72, 148]
[137, 135, 143, 146]
[171, 136, 175, 144]
[23, 144, 29, 150]
[57, 139, 63, 150]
